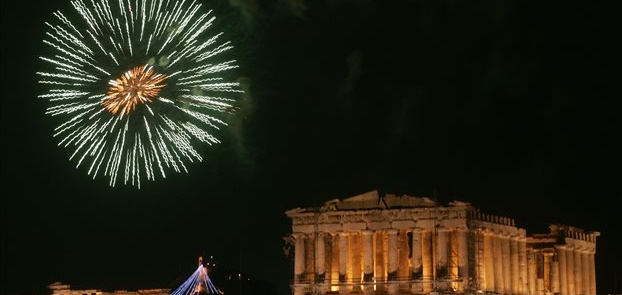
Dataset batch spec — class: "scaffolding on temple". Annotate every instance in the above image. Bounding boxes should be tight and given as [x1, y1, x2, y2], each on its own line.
[170, 256, 222, 295]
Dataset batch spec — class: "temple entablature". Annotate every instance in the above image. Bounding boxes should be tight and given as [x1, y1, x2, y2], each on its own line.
[550, 224, 601, 243]
[288, 190, 478, 234]
[527, 224, 600, 253]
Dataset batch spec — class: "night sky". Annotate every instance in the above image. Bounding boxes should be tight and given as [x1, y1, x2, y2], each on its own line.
[1, 1, 620, 295]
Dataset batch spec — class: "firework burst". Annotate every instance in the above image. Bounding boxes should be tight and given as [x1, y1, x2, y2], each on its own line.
[37, 0, 243, 188]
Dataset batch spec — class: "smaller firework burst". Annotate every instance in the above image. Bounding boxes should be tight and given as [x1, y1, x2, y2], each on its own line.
[103, 65, 167, 117]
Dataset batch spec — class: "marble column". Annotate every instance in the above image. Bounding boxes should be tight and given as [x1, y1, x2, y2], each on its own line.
[574, 249, 583, 295]
[519, 237, 528, 295]
[566, 248, 575, 295]
[399, 231, 411, 283]
[375, 232, 385, 282]
[581, 252, 589, 295]
[422, 230, 433, 293]
[293, 234, 308, 295]
[528, 249, 536, 295]
[557, 246, 568, 295]
[294, 233, 306, 283]
[387, 229, 399, 295]
[588, 251, 596, 295]
[338, 231, 349, 285]
[456, 228, 469, 291]
[411, 228, 423, 293]
[501, 235, 511, 294]
[511, 237, 520, 294]
[350, 233, 361, 286]
[362, 230, 374, 282]
[537, 278, 545, 295]
[484, 231, 495, 292]
[544, 253, 552, 293]
[316, 232, 326, 283]
[475, 231, 486, 292]
[331, 234, 340, 286]
[494, 234, 505, 294]
[552, 254, 560, 294]
[304, 234, 315, 284]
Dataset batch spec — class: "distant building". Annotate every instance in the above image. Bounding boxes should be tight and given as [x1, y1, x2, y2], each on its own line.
[47, 282, 169, 295]
[285, 190, 599, 295]
[45, 257, 225, 295]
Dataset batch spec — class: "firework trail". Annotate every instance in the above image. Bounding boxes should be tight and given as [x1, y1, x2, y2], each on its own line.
[37, 0, 243, 188]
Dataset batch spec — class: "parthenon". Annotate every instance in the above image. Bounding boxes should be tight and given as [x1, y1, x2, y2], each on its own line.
[285, 190, 599, 295]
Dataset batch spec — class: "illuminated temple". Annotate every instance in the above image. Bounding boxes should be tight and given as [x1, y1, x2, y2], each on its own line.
[285, 191, 599, 295]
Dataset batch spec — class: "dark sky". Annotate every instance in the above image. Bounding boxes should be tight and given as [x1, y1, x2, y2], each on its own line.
[1, 1, 620, 295]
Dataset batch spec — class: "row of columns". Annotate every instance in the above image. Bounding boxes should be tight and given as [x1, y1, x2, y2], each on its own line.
[293, 227, 470, 294]
[474, 231, 597, 295]
[293, 230, 597, 295]
[555, 245, 597, 295]
[479, 231, 527, 295]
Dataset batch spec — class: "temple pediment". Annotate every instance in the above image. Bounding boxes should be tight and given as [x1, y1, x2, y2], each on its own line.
[382, 194, 436, 208]
[319, 190, 439, 211]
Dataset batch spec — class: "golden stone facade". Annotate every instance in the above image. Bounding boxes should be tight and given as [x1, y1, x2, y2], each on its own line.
[285, 191, 599, 295]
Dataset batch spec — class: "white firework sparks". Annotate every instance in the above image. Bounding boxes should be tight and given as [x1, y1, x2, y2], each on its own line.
[37, 0, 243, 188]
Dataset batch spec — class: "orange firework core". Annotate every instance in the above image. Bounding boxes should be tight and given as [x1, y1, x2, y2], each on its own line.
[103, 65, 167, 116]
